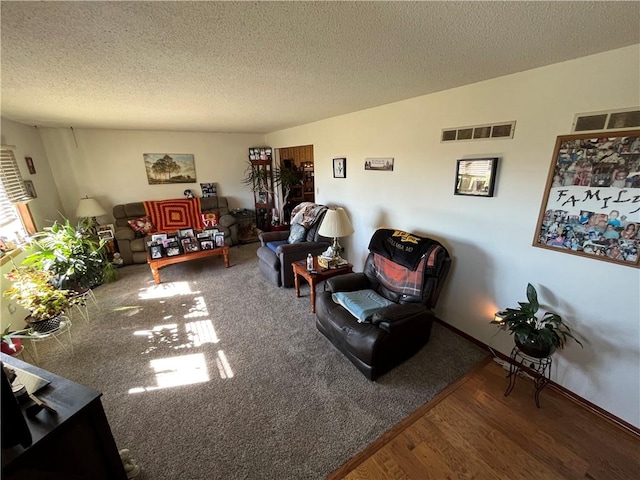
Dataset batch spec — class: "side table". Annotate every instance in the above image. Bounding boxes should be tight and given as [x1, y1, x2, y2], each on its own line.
[292, 258, 353, 313]
[504, 346, 552, 407]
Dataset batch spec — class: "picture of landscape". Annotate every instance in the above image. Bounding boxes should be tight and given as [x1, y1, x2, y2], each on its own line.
[144, 153, 197, 184]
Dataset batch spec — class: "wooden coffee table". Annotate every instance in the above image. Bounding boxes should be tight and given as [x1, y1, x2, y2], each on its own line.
[292, 257, 353, 313]
[147, 246, 230, 284]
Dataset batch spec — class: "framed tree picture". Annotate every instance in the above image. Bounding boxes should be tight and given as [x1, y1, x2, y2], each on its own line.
[533, 130, 640, 267]
[143, 153, 196, 185]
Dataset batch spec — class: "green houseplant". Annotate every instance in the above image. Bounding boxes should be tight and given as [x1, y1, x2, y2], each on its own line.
[242, 161, 272, 195]
[22, 219, 116, 290]
[273, 164, 302, 224]
[491, 283, 583, 357]
[3, 267, 71, 333]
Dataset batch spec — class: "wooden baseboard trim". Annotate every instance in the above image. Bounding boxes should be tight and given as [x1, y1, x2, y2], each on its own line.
[433, 317, 640, 438]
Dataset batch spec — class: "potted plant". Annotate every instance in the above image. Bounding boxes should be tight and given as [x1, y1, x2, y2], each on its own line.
[491, 283, 583, 357]
[21, 218, 116, 291]
[273, 164, 302, 224]
[3, 267, 71, 333]
[0, 325, 32, 355]
[242, 161, 273, 196]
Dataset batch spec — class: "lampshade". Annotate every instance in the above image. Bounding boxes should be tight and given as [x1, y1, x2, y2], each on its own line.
[76, 197, 107, 218]
[318, 207, 354, 238]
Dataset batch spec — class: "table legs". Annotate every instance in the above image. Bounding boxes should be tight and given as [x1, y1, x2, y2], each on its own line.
[150, 264, 161, 284]
[294, 271, 301, 298]
[309, 280, 317, 313]
[504, 346, 552, 408]
[293, 270, 318, 312]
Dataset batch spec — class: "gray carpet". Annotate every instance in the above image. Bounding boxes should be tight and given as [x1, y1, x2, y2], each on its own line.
[33, 243, 486, 480]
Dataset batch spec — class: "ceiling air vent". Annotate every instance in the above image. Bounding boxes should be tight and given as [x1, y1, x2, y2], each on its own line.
[572, 107, 640, 132]
[442, 121, 516, 142]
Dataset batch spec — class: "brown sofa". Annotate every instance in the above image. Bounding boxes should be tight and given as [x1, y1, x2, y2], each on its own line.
[113, 196, 238, 265]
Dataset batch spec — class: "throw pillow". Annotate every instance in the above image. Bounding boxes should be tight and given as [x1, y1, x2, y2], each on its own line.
[128, 216, 156, 237]
[287, 223, 306, 243]
[201, 211, 219, 228]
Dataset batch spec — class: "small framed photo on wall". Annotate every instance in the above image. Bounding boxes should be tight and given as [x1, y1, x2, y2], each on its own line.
[25, 156, 36, 174]
[333, 157, 346, 178]
[23, 180, 37, 198]
[454, 157, 499, 197]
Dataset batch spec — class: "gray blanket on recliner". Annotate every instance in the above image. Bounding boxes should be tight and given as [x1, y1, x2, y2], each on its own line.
[290, 202, 327, 228]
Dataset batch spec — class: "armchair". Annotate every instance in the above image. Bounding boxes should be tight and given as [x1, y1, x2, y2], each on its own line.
[256, 203, 331, 287]
[315, 229, 451, 380]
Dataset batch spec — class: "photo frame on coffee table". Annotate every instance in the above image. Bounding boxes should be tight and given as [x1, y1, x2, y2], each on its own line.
[181, 237, 200, 253]
[165, 240, 182, 257]
[214, 232, 225, 247]
[178, 228, 195, 239]
[151, 233, 167, 242]
[200, 239, 214, 250]
[149, 244, 163, 259]
[532, 130, 640, 268]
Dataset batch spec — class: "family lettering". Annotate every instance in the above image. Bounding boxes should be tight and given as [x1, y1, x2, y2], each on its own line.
[555, 188, 640, 214]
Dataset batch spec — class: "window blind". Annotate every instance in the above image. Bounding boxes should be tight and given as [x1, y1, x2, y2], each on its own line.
[0, 147, 31, 229]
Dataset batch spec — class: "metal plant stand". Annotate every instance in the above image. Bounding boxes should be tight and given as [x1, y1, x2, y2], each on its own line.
[504, 346, 552, 407]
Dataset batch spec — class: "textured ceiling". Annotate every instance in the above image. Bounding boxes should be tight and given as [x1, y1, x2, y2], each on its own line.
[1, 1, 639, 134]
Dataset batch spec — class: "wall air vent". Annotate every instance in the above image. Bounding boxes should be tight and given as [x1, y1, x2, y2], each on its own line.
[572, 107, 640, 132]
[441, 121, 516, 142]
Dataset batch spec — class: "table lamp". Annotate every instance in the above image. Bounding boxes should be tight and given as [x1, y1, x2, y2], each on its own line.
[318, 207, 354, 261]
[76, 196, 107, 231]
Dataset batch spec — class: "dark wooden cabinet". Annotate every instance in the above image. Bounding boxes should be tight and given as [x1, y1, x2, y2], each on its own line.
[1, 354, 127, 479]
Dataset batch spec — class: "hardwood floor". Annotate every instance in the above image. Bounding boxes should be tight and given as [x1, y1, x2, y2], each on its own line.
[328, 358, 640, 480]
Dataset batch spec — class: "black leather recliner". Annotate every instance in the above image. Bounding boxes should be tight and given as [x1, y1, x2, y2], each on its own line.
[315, 229, 451, 380]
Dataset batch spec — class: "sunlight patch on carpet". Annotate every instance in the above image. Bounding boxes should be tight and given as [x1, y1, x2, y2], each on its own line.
[128, 353, 210, 394]
[186, 319, 219, 345]
[215, 350, 234, 379]
[138, 281, 198, 299]
[184, 296, 209, 318]
[134, 319, 220, 354]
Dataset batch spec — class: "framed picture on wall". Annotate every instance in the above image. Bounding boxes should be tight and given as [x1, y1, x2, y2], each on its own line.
[532, 129, 640, 268]
[143, 153, 197, 185]
[333, 158, 346, 178]
[454, 157, 499, 197]
[25, 156, 36, 174]
[23, 180, 37, 198]
[364, 158, 394, 171]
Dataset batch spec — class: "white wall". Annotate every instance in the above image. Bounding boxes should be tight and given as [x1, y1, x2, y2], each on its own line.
[266, 45, 640, 427]
[0, 119, 65, 228]
[36, 129, 266, 223]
